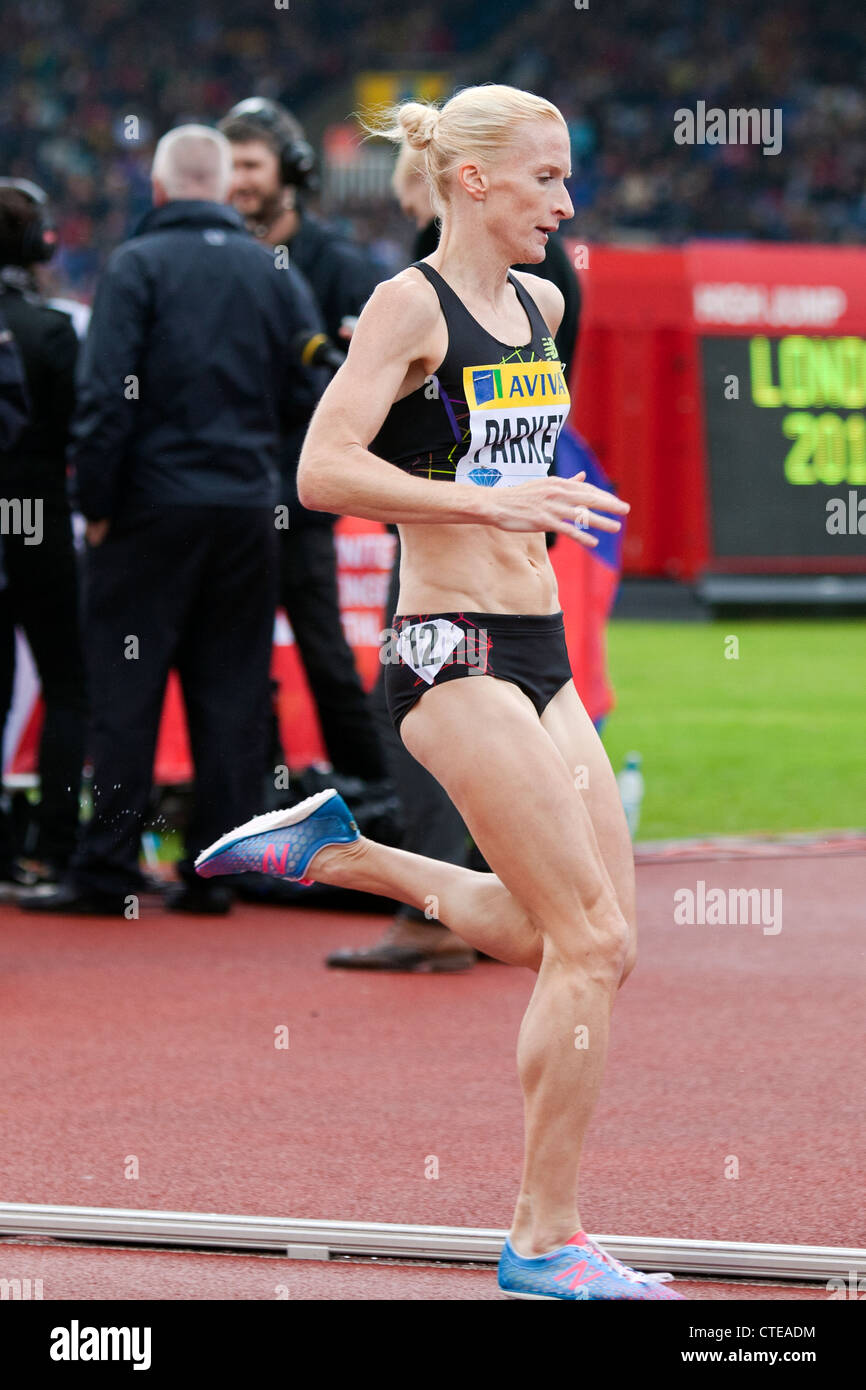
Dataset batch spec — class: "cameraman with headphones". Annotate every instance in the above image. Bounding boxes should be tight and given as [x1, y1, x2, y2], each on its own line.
[218, 99, 390, 795]
[0, 179, 85, 891]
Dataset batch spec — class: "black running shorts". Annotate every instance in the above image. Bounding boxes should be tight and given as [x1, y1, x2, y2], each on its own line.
[382, 610, 573, 738]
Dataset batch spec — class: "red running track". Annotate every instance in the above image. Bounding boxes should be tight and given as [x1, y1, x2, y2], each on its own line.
[2, 852, 864, 1298]
[0, 1244, 830, 1300]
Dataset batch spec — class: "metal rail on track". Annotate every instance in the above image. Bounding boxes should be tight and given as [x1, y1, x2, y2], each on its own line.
[0, 1203, 862, 1283]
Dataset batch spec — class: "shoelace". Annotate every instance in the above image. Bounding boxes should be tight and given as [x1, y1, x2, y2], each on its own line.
[580, 1237, 674, 1284]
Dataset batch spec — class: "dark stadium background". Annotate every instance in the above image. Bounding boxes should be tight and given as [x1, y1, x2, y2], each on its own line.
[4, 0, 865, 301]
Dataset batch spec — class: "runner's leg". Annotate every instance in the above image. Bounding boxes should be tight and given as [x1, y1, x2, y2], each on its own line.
[540, 679, 638, 985]
[311, 675, 629, 1252]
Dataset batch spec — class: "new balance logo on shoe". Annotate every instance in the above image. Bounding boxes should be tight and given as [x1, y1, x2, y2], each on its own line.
[554, 1260, 604, 1291]
[262, 843, 290, 874]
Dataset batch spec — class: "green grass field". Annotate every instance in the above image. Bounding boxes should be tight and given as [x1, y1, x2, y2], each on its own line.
[601, 619, 865, 841]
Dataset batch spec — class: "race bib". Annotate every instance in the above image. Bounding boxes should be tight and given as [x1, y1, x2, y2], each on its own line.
[398, 619, 465, 684]
[457, 360, 570, 488]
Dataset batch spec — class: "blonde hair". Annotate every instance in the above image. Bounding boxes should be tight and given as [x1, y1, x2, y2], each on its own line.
[359, 83, 567, 220]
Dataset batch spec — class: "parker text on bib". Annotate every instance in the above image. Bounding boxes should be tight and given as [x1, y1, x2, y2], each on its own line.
[457, 360, 570, 488]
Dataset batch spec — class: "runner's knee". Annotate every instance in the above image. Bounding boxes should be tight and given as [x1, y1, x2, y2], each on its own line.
[536, 902, 631, 986]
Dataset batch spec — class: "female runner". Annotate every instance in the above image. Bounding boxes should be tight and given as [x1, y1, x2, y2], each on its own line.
[197, 84, 684, 1301]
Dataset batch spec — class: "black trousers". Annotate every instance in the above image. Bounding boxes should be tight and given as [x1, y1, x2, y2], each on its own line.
[367, 547, 471, 926]
[278, 522, 387, 782]
[0, 501, 86, 868]
[72, 505, 278, 896]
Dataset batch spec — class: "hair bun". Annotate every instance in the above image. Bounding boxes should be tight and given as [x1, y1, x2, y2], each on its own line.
[400, 103, 441, 151]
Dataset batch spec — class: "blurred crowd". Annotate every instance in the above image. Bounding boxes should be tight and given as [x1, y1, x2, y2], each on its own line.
[3, 0, 865, 301]
[496, 0, 866, 244]
[1, 0, 486, 296]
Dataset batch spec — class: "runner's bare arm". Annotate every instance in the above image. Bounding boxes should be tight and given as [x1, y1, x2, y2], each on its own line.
[297, 276, 498, 525]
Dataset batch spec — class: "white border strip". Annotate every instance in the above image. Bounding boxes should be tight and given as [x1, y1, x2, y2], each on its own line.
[0, 1204, 862, 1281]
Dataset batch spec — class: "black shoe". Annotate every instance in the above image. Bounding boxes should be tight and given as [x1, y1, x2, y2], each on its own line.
[165, 881, 232, 915]
[8, 856, 63, 889]
[18, 881, 131, 915]
[326, 920, 477, 973]
[0, 856, 64, 900]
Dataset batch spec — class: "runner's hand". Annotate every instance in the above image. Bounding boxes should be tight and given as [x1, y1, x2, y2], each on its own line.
[490, 472, 629, 547]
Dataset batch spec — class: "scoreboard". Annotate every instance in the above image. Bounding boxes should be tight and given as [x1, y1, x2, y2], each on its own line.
[572, 240, 866, 579]
[701, 334, 866, 560]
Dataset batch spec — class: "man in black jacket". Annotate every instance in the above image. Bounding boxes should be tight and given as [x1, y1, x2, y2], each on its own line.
[0, 183, 84, 889]
[219, 99, 390, 790]
[24, 125, 327, 916]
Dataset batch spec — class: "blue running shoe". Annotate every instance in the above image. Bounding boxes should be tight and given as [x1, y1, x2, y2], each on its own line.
[194, 790, 359, 885]
[498, 1229, 686, 1300]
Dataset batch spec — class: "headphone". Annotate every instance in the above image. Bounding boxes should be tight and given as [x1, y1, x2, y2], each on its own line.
[0, 178, 57, 264]
[224, 98, 319, 194]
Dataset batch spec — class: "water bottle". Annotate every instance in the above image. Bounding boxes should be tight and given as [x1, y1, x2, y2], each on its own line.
[617, 752, 644, 839]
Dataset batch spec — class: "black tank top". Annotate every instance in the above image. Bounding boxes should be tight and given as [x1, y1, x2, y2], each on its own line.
[368, 261, 571, 488]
